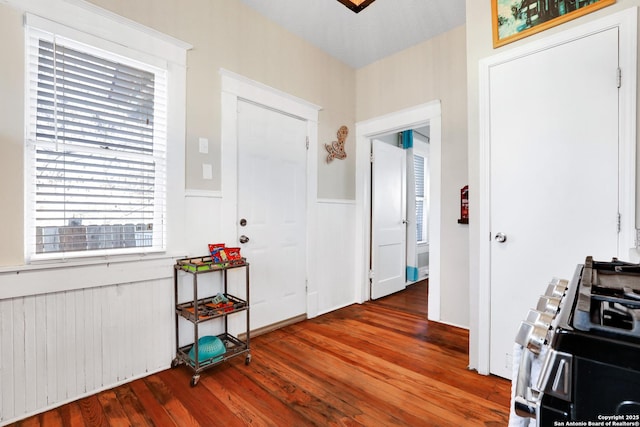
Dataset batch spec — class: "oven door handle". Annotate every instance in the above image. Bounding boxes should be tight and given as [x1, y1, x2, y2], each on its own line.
[514, 345, 539, 419]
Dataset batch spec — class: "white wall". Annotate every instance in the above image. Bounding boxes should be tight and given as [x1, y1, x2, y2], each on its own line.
[356, 26, 469, 328]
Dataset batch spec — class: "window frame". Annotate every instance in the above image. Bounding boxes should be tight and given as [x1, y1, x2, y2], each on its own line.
[24, 27, 168, 261]
[21, 10, 189, 265]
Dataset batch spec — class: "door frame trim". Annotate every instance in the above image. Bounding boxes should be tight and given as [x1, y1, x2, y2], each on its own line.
[219, 69, 321, 316]
[476, 8, 637, 375]
[355, 101, 442, 320]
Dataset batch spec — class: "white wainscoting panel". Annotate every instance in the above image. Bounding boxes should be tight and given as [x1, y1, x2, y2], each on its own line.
[0, 277, 174, 425]
[184, 191, 224, 255]
[314, 199, 357, 315]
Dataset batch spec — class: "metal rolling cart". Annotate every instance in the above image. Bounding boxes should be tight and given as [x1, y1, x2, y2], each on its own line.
[171, 255, 251, 386]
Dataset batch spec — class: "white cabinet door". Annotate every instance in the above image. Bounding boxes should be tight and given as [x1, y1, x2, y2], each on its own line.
[489, 28, 620, 379]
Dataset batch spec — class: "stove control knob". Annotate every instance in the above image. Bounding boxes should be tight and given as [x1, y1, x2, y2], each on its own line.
[552, 278, 569, 291]
[545, 284, 564, 298]
[545, 278, 568, 298]
[525, 309, 554, 330]
[515, 321, 533, 347]
[515, 321, 548, 355]
[537, 295, 561, 314]
[528, 327, 548, 354]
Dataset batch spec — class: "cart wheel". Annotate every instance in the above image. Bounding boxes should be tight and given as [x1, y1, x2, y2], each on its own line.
[190, 375, 200, 387]
[171, 358, 180, 368]
[245, 353, 252, 365]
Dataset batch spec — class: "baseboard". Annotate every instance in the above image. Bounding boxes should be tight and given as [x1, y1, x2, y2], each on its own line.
[317, 301, 358, 317]
[238, 314, 307, 340]
[434, 319, 470, 330]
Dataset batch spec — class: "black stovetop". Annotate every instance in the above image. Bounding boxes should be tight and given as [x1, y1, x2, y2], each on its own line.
[572, 257, 640, 339]
[551, 258, 640, 369]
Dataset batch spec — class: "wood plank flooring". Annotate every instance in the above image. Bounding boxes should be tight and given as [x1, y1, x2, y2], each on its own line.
[10, 280, 512, 426]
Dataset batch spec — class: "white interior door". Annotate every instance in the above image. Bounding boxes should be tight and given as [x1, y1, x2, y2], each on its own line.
[371, 139, 407, 299]
[237, 100, 308, 331]
[489, 28, 620, 378]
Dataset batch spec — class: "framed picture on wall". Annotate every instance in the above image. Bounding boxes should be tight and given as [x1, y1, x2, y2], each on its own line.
[492, 0, 616, 48]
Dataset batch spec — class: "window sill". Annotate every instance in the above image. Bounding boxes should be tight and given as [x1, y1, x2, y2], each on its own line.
[0, 251, 187, 300]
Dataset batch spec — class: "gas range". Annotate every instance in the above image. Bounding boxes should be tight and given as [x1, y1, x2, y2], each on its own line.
[511, 256, 640, 426]
[572, 258, 640, 339]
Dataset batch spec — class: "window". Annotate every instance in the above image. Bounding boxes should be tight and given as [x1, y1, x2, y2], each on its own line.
[414, 154, 427, 244]
[25, 27, 168, 260]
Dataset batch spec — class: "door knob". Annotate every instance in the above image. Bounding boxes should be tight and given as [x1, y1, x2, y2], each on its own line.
[494, 232, 507, 243]
[239, 235, 250, 244]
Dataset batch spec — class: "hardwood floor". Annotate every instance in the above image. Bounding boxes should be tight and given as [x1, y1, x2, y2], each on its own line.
[11, 280, 511, 426]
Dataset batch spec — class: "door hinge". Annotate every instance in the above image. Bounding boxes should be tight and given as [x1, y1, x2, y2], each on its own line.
[306, 136, 309, 150]
[368, 269, 374, 280]
[370, 152, 374, 163]
[617, 67, 622, 88]
[617, 212, 621, 233]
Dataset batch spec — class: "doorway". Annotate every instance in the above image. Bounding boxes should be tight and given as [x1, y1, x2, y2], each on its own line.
[220, 69, 321, 333]
[355, 101, 443, 322]
[370, 128, 430, 301]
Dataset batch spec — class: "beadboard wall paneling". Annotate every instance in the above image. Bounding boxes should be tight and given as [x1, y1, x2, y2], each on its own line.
[0, 278, 174, 426]
[314, 199, 357, 315]
[183, 191, 223, 255]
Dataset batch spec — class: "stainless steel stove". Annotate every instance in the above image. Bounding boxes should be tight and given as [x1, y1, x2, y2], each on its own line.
[512, 256, 640, 426]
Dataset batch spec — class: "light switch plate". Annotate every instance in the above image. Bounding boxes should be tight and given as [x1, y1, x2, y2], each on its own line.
[202, 163, 212, 180]
[199, 137, 209, 154]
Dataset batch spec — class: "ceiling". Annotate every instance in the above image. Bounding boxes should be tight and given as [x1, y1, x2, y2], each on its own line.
[237, 0, 466, 69]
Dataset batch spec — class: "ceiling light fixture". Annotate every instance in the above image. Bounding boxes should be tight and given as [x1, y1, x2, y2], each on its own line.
[336, 0, 376, 13]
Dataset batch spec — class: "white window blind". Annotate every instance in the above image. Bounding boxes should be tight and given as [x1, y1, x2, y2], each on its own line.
[25, 27, 168, 260]
[414, 154, 426, 244]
